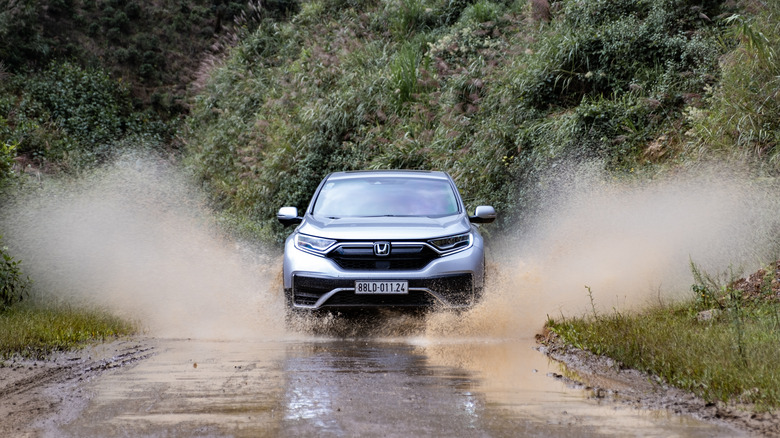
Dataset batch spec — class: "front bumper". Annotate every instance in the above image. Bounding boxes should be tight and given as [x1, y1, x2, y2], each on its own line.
[289, 273, 475, 309]
[283, 239, 485, 310]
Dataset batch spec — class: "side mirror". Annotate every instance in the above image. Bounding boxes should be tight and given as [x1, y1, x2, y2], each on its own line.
[469, 205, 496, 224]
[277, 207, 302, 227]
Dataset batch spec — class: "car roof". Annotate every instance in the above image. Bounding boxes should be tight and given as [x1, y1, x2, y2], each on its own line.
[325, 170, 452, 181]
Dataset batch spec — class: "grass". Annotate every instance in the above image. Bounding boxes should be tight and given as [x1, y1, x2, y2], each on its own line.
[0, 304, 136, 360]
[685, 3, 780, 168]
[181, 0, 748, 244]
[547, 262, 780, 409]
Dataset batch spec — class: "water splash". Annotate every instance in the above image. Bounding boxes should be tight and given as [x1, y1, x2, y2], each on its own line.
[1, 154, 287, 340]
[2, 157, 777, 341]
[424, 163, 780, 339]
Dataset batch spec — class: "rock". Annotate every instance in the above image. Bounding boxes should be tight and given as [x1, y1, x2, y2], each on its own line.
[696, 309, 720, 322]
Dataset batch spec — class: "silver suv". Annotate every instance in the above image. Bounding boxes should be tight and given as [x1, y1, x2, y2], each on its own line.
[277, 170, 495, 311]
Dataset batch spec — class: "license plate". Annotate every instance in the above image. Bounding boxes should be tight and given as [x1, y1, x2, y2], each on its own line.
[355, 281, 408, 294]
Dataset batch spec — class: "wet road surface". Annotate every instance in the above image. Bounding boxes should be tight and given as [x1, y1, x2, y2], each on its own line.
[53, 336, 743, 437]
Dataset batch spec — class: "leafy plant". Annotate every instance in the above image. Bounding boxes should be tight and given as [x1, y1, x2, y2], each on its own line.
[1, 61, 173, 171]
[686, 7, 780, 169]
[0, 140, 17, 187]
[0, 237, 30, 311]
[460, 0, 503, 24]
[390, 40, 431, 108]
[387, 0, 435, 38]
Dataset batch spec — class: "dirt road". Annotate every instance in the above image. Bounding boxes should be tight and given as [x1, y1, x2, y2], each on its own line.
[1, 332, 751, 437]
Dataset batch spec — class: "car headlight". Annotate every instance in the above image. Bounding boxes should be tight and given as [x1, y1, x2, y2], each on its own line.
[294, 233, 336, 255]
[429, 232, 472, 254]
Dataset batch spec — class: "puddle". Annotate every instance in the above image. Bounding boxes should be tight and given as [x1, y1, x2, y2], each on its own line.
[49, 337, 744, 438]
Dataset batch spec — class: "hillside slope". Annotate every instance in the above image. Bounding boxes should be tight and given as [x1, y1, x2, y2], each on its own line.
[1, 0, 778, 242]
[182, 0, 778, 242]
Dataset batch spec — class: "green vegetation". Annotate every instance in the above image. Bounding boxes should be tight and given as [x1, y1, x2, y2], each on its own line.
[0, 0, 252, 107]
[0, 140, 19, 189]
[0, 0, 256, 173]
[0, 236, 30, 310]
[1, 61, 172, 171]
[182, 0, 759, 241]
[548, 261, 780, 409]
[0, 304, 136, 359]
[686, 4, 780, 167]
[4, 0, 777, 240]
[0, 235, 134, 357]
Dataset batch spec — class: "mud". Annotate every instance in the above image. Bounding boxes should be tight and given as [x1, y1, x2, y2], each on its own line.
[0, 339, 152, 437]
[538, 332, 780, 437]
[0, 335, 753, 438]
[4, 332, 774, 437]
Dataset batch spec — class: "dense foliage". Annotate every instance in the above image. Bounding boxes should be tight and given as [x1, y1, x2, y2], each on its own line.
[182, 0, 754, 242]
[0, 0, 260, 171]
[0, 235, 30, 311]
[3, 0, 777, 244]
[0, 61, 178, 170]
[687, 5, 780, 167]
[0, 0, 252, 106]
[1, 0, 778, 241]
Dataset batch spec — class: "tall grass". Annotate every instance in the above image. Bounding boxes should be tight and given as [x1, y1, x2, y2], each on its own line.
[687, 3, 780, 169]
[182, 0, 749, 243]
[549, 262, 780, 409]
[0, 304, 136, 360]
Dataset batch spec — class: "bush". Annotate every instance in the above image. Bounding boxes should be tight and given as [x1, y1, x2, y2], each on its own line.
[0, 237, 30, 311]
[0, 0, 50, 71]
[182, 0, 740, 243]
[459, 0, 502, 24]
[390, 40, 431, 108]
[514, 0, 722, 110]
[0, 61, 175, 172]
[686, 7, 780, 170]
[386, 0, 437, 38]
[28, 62, 129, 145]
[0, 140, 17, 187]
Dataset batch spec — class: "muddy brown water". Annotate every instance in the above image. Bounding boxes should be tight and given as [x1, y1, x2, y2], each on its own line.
[49, 333, 743, 437]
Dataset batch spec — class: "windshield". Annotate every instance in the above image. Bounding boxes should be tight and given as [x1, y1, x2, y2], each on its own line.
[312, 177, 460, 218]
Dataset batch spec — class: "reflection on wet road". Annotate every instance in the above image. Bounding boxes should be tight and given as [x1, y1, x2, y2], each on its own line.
[57, 337, 742, 437]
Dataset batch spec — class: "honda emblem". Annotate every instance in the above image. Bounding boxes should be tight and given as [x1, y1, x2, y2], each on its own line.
[373, 242, 391, 256]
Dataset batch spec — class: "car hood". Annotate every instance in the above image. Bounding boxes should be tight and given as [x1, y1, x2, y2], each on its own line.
[297, 215, 472, 240]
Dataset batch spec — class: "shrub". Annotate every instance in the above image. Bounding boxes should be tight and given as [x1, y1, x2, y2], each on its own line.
[390, 40, 431, 108]
[686, 7, 780, 170]
[24, 62, 131, 165]
[0, 0, 50, 71]
[386, 0, 437, 38]
[0, 236, 30, 311]
[2, 61, 172, 171]
[0, 140, 17, 186]
[515, 0, 722, 110]
[459, 0, 502, 24]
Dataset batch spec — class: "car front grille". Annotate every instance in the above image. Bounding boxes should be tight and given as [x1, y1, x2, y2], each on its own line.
[291, 274, 474, 308]
[326, 243, 439, 271]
